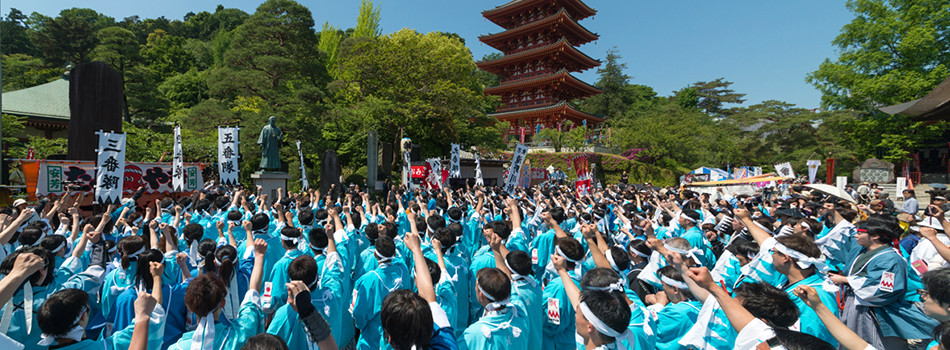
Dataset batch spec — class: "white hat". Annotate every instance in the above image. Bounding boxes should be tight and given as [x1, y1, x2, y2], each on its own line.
[12, 199, 27, 207]
[918, 216, 944, 231]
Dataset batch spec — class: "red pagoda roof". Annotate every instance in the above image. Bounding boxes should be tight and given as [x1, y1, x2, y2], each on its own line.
[476, 39, 600, 75]
[489, 101, 604, 123]
[479, 9, 598, 52]
[484, 69, 602, 97]
[483, 0, 596, 29]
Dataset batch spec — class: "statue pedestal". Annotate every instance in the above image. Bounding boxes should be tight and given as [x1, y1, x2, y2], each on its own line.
[251, 171, 291, 199]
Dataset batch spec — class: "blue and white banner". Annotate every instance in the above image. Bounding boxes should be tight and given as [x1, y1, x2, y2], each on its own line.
[95, 131, 126, 204]
[218, 126, 240, 185]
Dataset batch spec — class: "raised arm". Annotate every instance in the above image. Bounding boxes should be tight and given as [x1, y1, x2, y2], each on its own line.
[733, 208, 770, 246]
[0, 253, 44, 305]
[551, 255, 581, 307]
[248, 239, 268, 292]
[794, 285, 870, 350]
[686, 267, 754, 331]
[487, 230, 511, 278]
[0, 209, 33, 245]
[405, 211, 436, 302]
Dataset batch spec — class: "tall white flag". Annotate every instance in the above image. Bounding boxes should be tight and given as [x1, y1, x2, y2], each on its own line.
[403, 151, 412, 191]
[807, 160, 821, 183]
[449, 143, 461, 178]
[474, 154, 484, 186]
[774, 162, 795, 179]
[95, 131, 126, 204]
[297, 140, 309, 191]
[504, 143, 529, 194]
[218, 127, 240, 185]
[172, 125, 184, 191]
[427, 158, 443, 189]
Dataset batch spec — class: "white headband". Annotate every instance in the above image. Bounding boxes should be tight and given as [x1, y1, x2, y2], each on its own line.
[586, 279, 625, 293]
[772, 241, 829, 273]
[630, 248, 650, 259]
[664, 242, 703, 259]
[605, 250, 622, 272]
[660, 275, 688, 290]
[679, 212, 698, 223]
[503, 258, 537, 288]
[579, 301, 634, 341]
[126, 246, 146, 259]
[37, 306, 85, 346]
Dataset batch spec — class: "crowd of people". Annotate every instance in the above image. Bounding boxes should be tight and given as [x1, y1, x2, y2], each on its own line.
[2, 178, 950, 350]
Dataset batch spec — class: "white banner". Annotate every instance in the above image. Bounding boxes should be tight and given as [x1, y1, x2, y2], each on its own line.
[449, 143, 461, 178]
[836, 176, 848, 192]
[474, 154, 484, 186]
[218, 126, 239, 185]
[807, 160, 820, 184]
[403, 151, 412, 190]
[95, 131, 126, 204]
[504, 144, 528, 194]
[896, 177, 907, 196]
[297, 140, 309, 191]
[427, 158, 443, 189]
[172, 125, 184, 191]
[774, 162, 795, 179]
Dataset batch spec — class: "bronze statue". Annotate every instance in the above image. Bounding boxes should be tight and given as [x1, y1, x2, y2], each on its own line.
[257, 116, 283, 170]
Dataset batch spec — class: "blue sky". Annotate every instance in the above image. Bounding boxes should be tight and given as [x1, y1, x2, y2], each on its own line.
[3, 0, 854, 109]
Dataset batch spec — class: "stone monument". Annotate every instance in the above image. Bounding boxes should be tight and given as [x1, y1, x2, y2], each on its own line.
[251, 116, 290, 198]
[852, 158, 895, 184]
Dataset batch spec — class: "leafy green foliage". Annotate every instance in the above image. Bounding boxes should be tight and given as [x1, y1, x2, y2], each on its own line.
[807, 0, 950, 111]
[353, 0, 381, 38]
[690, 78, 745, 116]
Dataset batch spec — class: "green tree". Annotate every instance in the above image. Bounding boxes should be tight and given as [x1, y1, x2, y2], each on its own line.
[353, 0, 381, 38]
[318, 22, 342, 77]
[93, 26, 140, 76]
[330, 29, 496, 169]
[1, 9, 33, 55]
[807, 0, 950, 111]
[578, 47, 632, 119]
[141, 30, 195, 78]
[690, 78, 745, 116]
[1, 54, 61, 91]
[32, 14, 98, 65]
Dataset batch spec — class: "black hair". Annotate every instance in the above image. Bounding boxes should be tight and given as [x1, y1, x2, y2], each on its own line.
[733, 282, 799, 328]
[227, 210, 243, 222]
[923, 269, 950, 306]
[39, 235, 68, 255]
[288, 255, 319, 288]
[549, 207, 566, 223]
[182, 223, 205, 245]
[447, 207, 463, 222]
[771, 328, 835, 350]
[308, 227, 329, 252]
[194, 198, 212, 212]
[556, 237, 584, 270]
[657, 265, 691, 298]
[580, 290, 631, 341]
[425, 257, 441, 285]
[216, 245, 238, 283]
[241, 333, 289, 350]
[381, 290, 432, 350]
[250, 213, 270, 231]
[426, 215, 446, 232]
[476, 267, 511, 302]
[37, 288, 88, 338]
[628, 239, 651, 261]
[364, 224, 379, 243]
[489, 220, 512, 241]
[118, 235, 147, 269]
[381, 221, 397, 239]
[580, 268, 626, 299]
[446, 223, 463, 243]
[0, 246, 53, 286]
[214, 196, 231, 210]
[17, 226, 44, 247]
[606, 246, 630, 271]
[134, 249, 164, 290]
[505, 250, 533, 276]
[431, 228, 455, 252]
[280, 226, 301, 248]
[376, 236, 396, 259]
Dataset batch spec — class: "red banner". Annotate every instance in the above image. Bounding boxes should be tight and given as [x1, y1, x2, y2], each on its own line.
[573, 156, 590, 178]
[575, 179, 591, 197]
[411, 166, 425, 178]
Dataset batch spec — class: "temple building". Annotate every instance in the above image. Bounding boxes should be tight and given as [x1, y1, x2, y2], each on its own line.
[477, 0, 603, 142]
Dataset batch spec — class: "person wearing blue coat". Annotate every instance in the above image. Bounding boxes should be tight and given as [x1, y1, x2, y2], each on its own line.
[352, 235, 410, 350]
[770, 235, 840, 347]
